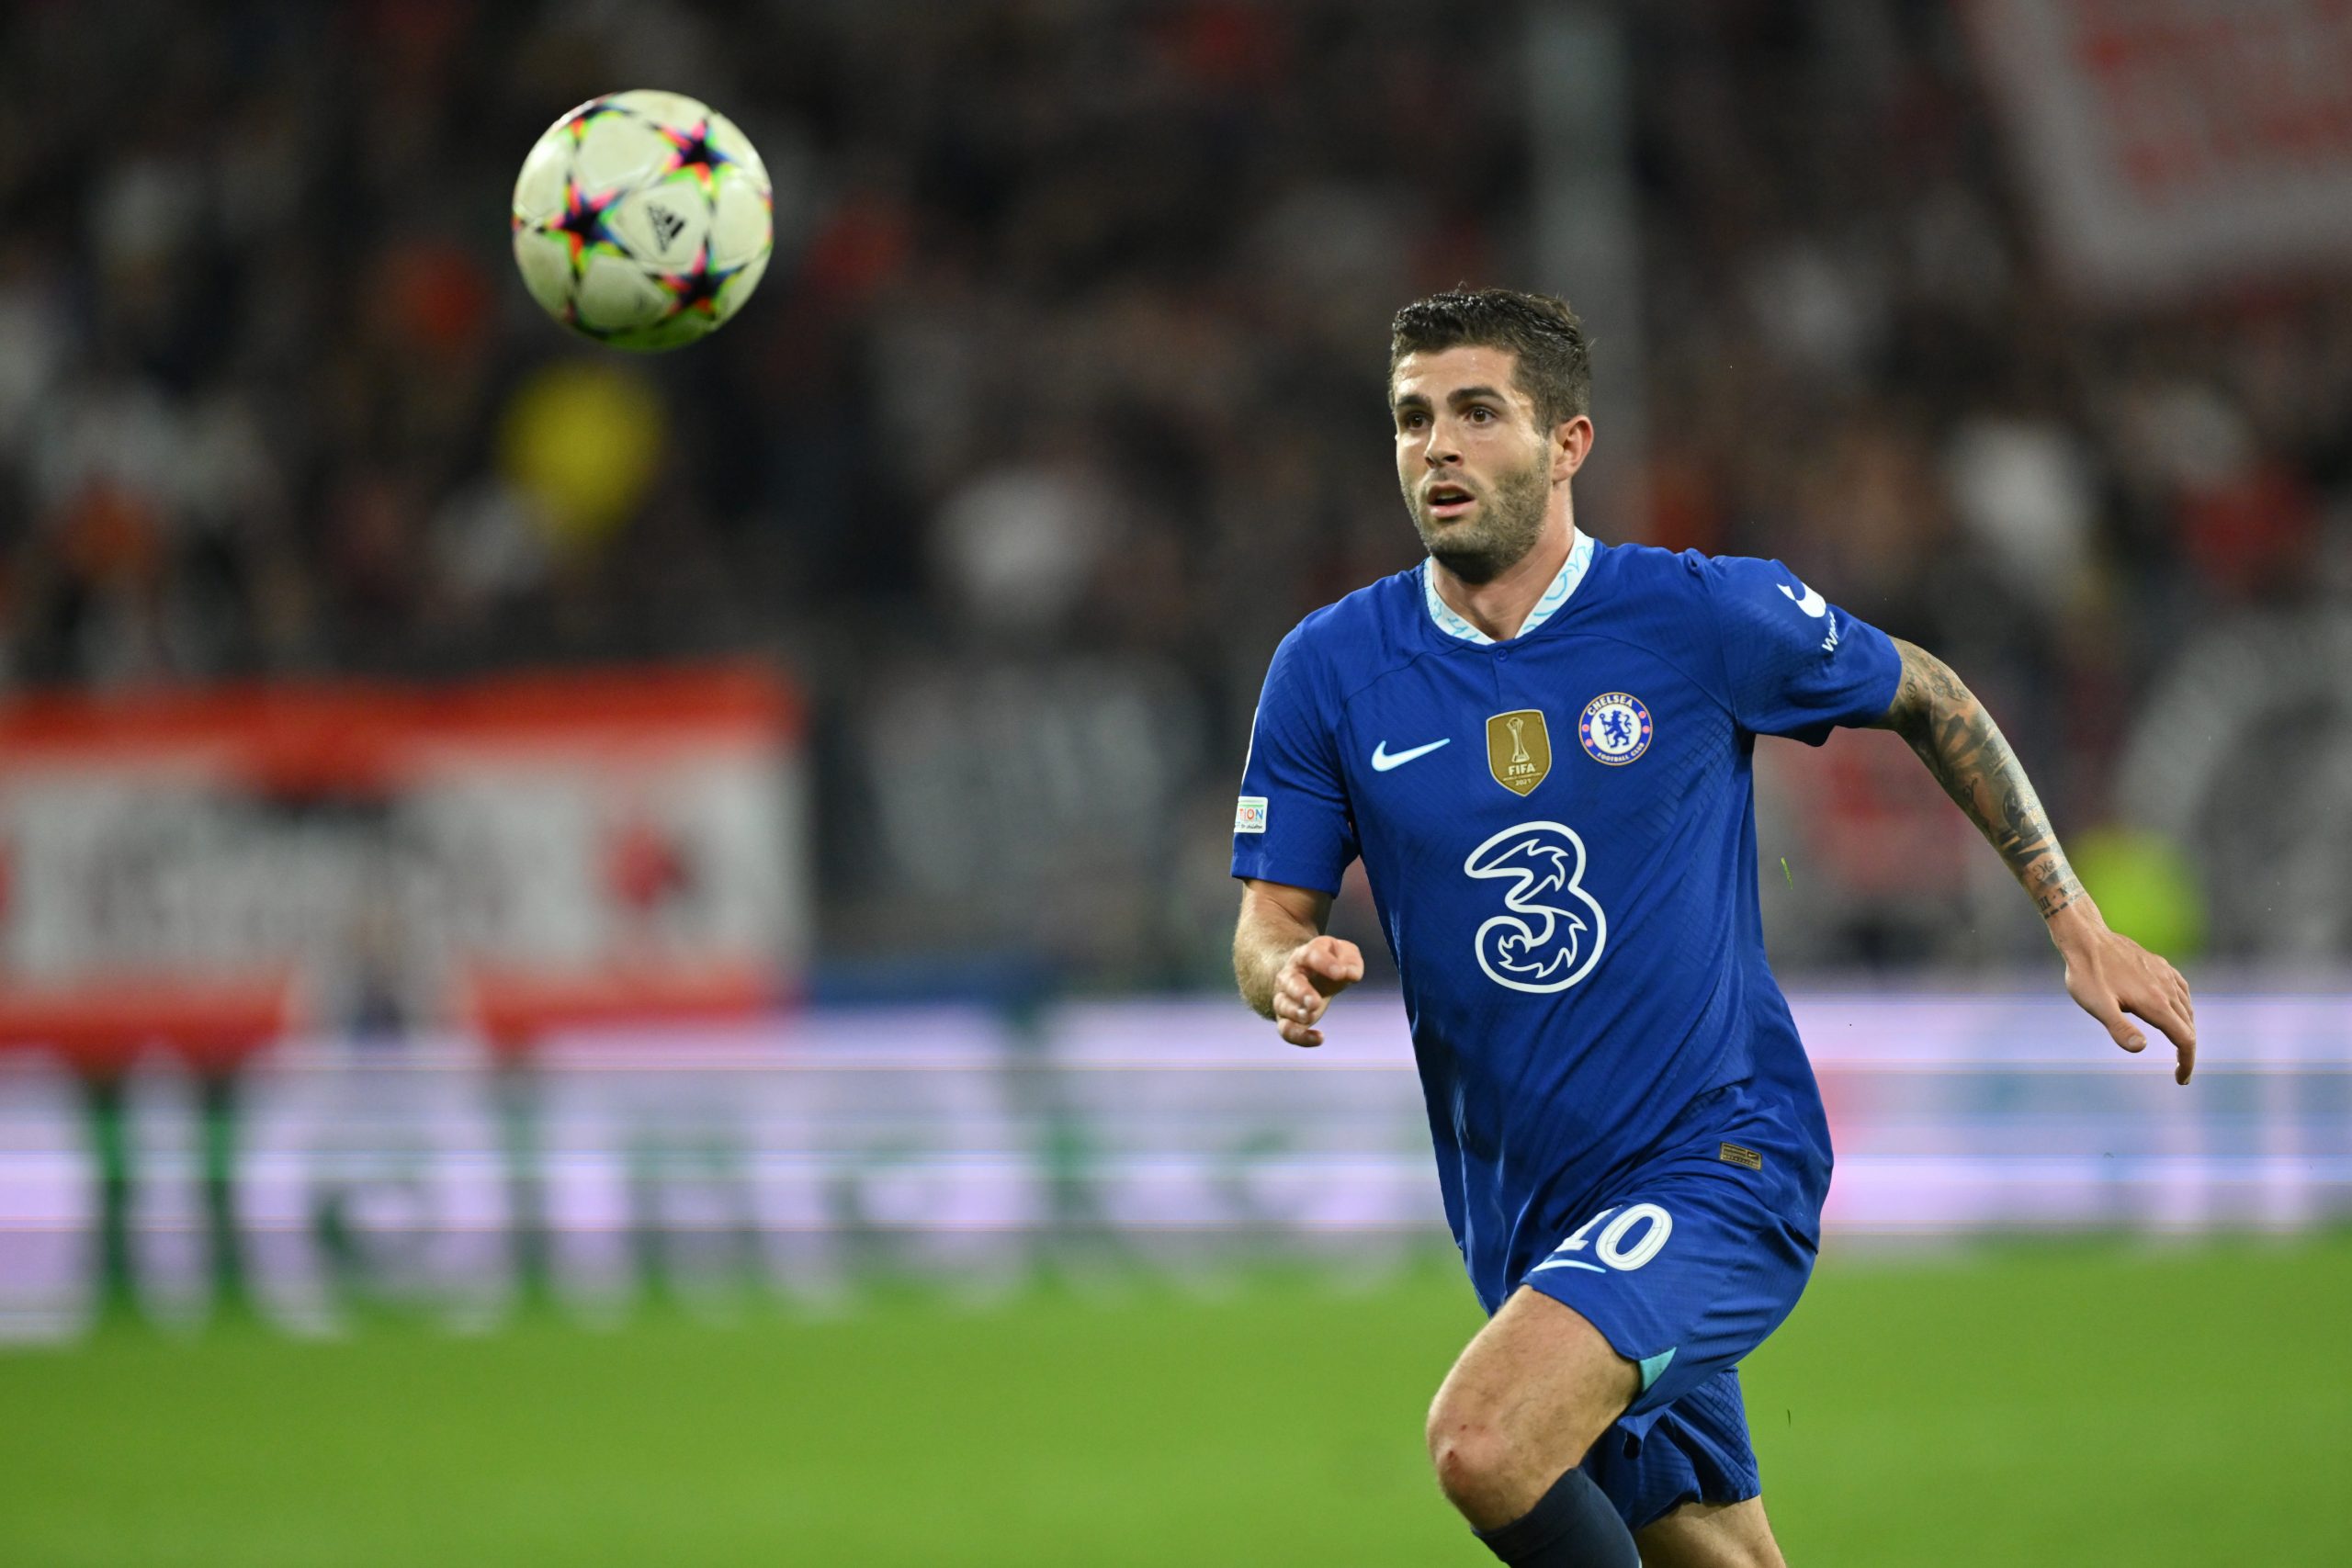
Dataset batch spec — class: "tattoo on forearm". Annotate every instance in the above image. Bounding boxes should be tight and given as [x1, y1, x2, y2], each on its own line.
[1880, 642, 2084, 919]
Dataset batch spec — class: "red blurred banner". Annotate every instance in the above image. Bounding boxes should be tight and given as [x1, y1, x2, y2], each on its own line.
[1972, 0, 2352, 300]
[0, 666, 808, 1065]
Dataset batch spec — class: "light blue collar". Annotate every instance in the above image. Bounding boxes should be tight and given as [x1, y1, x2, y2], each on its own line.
[1422, 529, 1594, 645]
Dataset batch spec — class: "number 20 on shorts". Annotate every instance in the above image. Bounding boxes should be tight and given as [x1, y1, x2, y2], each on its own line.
[1533, 1202, 1674, 1276]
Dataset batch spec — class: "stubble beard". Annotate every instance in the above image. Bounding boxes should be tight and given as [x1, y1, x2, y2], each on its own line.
[1407, 453, 1553, 586]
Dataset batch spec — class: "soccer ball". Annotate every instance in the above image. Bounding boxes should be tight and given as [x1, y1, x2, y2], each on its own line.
[510, 90, 773, 351]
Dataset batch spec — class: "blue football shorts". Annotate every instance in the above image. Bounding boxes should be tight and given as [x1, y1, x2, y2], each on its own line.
[1516, 1087, 1823, 1530]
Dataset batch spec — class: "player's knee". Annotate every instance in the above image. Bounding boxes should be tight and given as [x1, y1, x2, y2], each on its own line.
[1426, 1403, 1537, 1523]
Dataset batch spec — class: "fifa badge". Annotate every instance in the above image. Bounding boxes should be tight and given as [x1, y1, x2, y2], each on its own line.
[1485, 710, 1553, 796]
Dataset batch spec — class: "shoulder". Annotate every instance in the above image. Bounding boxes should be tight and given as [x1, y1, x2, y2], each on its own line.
[1591, 541, 1795, 597]
[1592, 543, 1818, 627]
[1272, 564, 1425, 683]
[1569, 540, 1734, 637]
[1588, 539, 1714, 594]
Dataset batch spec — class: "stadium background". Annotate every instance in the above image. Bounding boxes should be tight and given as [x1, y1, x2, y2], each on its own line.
[2, 2, 2348, 1563]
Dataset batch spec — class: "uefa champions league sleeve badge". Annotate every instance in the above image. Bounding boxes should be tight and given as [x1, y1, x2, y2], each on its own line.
[1578, 694, 1652, 765]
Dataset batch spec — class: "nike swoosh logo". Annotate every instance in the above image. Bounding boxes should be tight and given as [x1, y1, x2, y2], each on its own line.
[1528, 1258, 1607, 1276]
[1778, 581, 1827, 618]
[1371, 738, 1451, 772]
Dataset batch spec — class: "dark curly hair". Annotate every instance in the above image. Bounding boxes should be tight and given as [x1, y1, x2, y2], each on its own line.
[1388, 288, 1592, 430]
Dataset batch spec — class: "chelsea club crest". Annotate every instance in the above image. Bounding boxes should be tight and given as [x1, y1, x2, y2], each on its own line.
[1578, 693, 1652, 765]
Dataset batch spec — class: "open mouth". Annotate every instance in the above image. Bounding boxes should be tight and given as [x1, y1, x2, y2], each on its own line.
[1425, 482, 1476, 520]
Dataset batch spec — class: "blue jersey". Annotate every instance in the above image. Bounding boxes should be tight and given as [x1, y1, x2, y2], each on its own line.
[1232, 533, 1902, 1311]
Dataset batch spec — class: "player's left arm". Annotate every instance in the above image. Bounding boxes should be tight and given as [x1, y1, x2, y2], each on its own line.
[1871, 638, 2197, 1083]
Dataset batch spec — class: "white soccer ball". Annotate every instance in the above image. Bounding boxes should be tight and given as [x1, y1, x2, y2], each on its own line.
[510, 90, 773, 351]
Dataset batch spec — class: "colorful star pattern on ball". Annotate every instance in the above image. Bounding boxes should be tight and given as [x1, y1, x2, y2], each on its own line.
[658, 239, 753, 321]
[546, 177, 623, 276]
[561, 97, 628, 143]
[655, 116, 735, 197]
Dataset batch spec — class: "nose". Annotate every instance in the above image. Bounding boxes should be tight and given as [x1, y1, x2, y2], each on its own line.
[1421, 422, 1462, 467]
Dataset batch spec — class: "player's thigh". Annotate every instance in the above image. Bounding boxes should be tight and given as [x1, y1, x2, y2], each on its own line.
[1522, 1158, 1815, 1422]
[1428, 1286, 1641, 1480]
[1634, 1496, 1786, 1568]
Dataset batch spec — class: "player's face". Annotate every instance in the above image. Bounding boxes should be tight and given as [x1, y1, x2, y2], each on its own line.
[1390, 345, 1555, 584]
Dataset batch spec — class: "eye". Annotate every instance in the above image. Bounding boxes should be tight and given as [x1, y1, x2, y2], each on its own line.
[1397, 411, 1427, 431]
[1466, 405, 1495, 424]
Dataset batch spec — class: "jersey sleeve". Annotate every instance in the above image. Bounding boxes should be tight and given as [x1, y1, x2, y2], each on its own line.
[1694, 553, 1902, 746]
[1230, 624, 1358, 895]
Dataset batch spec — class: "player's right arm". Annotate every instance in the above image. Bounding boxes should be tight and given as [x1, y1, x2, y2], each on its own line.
[1234, 879, 1363, 1048]
[1229, 619, 1363, 1045]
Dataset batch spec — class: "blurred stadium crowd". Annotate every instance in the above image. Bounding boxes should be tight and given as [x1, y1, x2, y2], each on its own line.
[2, 1, 2347, 983]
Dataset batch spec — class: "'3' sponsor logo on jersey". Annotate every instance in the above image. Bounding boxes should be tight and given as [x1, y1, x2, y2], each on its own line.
[1462, 821, 1607, 993]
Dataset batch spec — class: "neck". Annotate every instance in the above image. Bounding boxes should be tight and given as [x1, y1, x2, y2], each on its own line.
[1430, 517, 1577, 642]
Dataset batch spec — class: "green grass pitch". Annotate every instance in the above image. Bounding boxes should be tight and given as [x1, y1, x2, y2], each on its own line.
[3, 1235, 2347, 1565]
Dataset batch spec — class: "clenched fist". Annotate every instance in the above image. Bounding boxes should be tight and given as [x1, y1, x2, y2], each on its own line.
[1271, 934, 1365, 1047]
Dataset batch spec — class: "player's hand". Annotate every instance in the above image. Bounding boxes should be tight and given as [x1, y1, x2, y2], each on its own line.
[1271, 935, 1364, 1047]
[2051, 908, 2197, 1084]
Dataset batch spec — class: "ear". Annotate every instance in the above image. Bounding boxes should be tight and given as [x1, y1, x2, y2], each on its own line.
[1551, 415, 1595, 482]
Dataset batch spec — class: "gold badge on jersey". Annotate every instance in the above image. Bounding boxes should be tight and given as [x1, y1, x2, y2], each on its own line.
[1486, 709, 1552, 795]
